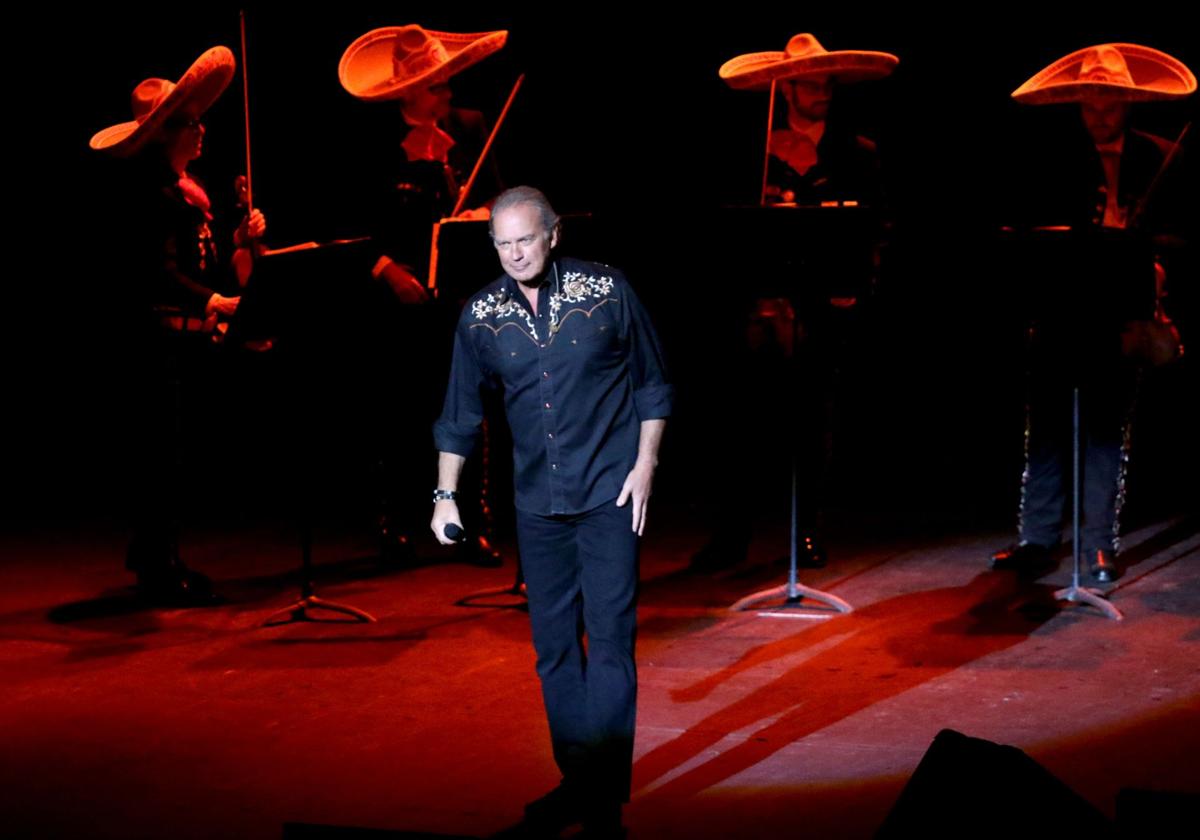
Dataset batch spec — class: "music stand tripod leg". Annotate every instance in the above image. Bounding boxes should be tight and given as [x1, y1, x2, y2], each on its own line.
[263, 507, 376, 626]
[1053, 386, 1122, 621]
[731, 452, 852, 614]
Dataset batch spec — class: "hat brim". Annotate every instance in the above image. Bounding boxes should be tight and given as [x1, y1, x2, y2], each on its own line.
[721, 50, 898, 90]
[339, 28, 507, 102]
[1012, 43, 1196, 104]
[90, 46, 236, 156]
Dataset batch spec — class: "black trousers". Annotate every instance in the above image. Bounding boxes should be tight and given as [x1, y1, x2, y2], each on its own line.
[515, 499, 639, 805]
[1019, 367, 1135, 554]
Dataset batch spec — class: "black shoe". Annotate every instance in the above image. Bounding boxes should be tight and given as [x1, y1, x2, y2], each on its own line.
[990, 543, 1055, 575]
[580, 802, 626, 840]
[796, 533, 828, 568]
[136, 563, 217, 607]
[1088, 549, 1120, 583]
[579, 825, 627, 840]
[522, 783, 584, 837]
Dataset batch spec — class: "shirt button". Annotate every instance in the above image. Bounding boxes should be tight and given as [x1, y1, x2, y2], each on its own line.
[547, 433, 554, 439]
[545, 402, 551, 409]
[551, 463, 558, 470]
[542, 371, 549, 378]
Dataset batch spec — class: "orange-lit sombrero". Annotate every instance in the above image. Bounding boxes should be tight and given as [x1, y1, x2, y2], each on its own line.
[339, 24, 507, 101]
[720, 33, 898, 90]
[1012, 43, 1195, 104]
[89, 46, 236, 156]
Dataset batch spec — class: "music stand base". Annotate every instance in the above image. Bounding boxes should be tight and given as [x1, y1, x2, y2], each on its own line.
[732, 582, 852, 614]
[729, 452, 853, 616]
[1054, 584, 1123, 621]
[264, 594, 376, 626]
[456, 581, 527, 609]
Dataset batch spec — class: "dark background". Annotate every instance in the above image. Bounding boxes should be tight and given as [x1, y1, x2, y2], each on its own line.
[9, 4, 1198, 538]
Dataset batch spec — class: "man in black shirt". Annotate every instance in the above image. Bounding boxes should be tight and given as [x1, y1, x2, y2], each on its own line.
[431, 186, 671, 838]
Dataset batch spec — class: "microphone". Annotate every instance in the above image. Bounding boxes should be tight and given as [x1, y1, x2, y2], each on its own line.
[444, 523, 465, 543]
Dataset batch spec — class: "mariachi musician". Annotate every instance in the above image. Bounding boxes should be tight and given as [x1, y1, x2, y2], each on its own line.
[990, 42, 1195, 583]
[338, 24, 509, 564]
[693, 33, 897, 572]
[338, 24, 507, 301]
[90, 45, 267, 604]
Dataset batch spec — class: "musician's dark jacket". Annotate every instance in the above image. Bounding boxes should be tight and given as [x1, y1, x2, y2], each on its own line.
[372, 106, 503, 283]
[1026, 127, 1191, 356]
[126, 158, 239, 318]
[1040, 128, 1183, 233]
[766, 123, 884, 208]
[755, 120, 886, 304]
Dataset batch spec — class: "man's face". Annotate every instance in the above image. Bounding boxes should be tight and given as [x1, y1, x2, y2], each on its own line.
[163, 115, 205, 164]
[403, 82, 453, 122]
[1081, 100, 1130, 145]
[783, 75, 833, 121]
[491, 203, 559, 284]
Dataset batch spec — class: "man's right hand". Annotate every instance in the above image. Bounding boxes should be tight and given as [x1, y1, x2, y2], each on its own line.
[206, 293, 240, 317]
[431, 500, 464, 545]
[373, 256, 430, 304]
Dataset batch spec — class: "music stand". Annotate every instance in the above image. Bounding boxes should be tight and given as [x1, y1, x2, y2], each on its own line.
[453, 548, 528, 610]
[730, 456, 853, 615]
[722, 205, 870, 615]
[263, 513, 376, 625]
[254, 239, 378, 626]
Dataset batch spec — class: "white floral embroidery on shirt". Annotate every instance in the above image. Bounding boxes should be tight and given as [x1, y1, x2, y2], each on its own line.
[469, 271, 617, 344]
[472, 288, 539, 341]
[549, 272, 615, 337]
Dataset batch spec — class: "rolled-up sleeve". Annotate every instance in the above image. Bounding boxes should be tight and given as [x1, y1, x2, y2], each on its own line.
[621, 276, 674, 421]
[432, 318, 487, 457]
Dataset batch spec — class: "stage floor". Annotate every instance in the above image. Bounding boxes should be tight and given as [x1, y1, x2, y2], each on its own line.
[2, 510, 1197, 838]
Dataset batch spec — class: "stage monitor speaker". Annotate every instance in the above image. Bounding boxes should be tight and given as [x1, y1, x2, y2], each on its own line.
[1116, 788, 1200, 838]
[876, 728, 1114, 838]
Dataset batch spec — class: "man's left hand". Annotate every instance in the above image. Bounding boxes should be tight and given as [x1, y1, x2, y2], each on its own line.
[454, 206, 491, 221]
[235, 209, 267, 247]
[617, 463, 655, 536]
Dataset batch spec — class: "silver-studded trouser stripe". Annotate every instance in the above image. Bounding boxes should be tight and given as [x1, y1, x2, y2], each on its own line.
[1111, 369, 1142, 554]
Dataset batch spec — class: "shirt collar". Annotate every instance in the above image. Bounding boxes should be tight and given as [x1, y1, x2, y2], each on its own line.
[785, 111, 827, 146]
[502, 259, 559, 298]
[1094, 135, 1125, 157]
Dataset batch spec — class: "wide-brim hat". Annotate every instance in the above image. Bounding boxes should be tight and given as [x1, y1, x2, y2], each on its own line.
[89, 46, 236, 156]
[1012, 43, 1196, 104]
[720, 33, 898, 91]
[339, 24, 507, 101]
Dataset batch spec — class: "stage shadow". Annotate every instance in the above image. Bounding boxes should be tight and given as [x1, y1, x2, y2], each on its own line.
[633, 571, 1061, 801]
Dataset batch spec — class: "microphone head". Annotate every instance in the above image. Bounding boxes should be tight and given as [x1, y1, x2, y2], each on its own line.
[444, 523, 465, 542]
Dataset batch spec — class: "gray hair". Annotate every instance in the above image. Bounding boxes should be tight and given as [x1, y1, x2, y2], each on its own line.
[489, 186, 560, 235]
